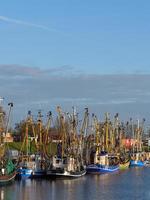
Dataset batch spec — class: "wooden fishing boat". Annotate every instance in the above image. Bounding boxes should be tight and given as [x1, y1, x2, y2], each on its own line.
[0, 159, 16, 185]
[0, 102, 17, 184]
[0, 171, 16, 185]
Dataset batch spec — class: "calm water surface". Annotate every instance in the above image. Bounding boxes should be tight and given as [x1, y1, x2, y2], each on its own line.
[1, 167, 150, 200]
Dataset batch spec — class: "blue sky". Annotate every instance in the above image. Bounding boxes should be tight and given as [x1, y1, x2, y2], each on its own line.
[1, 0, 150, 125]
[0, 0, 150, 74]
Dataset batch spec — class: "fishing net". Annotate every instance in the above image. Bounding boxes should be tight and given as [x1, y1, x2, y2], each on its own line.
[6, 159, 15, 174]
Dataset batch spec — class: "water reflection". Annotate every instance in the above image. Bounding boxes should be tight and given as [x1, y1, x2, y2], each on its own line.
[0, 168, 150, 200]
[0, 189, 4, 200]
[0, 184, 16, 200]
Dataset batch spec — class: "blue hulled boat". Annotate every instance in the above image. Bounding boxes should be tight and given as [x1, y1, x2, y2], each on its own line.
[129, 160, 144, 167]
[17, 162, 46, 179]
[86, 164, 119, 174]
[129, 153, 145, 167]
[17, 168, 33, 179]
[86, 151, 119, 174]
[17, 154, 47, 179]
[17, 111, 47, 179]
[17, 159, 34, 179]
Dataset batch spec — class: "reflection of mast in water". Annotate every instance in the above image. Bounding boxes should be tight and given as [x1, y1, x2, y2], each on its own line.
[1, 189, 4, 200]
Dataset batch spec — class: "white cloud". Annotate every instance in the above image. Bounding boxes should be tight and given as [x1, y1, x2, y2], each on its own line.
[0, 15, 57, 32]
[0, 64, 76, 78]
[1, 64, 150, 123]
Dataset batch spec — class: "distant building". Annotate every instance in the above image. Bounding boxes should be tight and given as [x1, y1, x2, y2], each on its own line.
[48, 129, 61, 143]
[122, 138, 139, 149]
[142, 137, 150, 147]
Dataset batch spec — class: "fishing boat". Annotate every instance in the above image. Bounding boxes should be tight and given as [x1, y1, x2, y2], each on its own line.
[86, 113, 119, 174]
[0, 171, 16, 185]
[31, 154, 46, 178]
[46, 106, 86, 179]
[119, 160, 130, 170]
[17, 158, 33, 179]
[17, 156, 46, 179]
[86, 164, 119, 173]
[0, 158, 16, 185]
[86, 152, 119, 174]
[129, 153, 145, 167]
[17, 111, 35, 179]
[31, 111, 48, 178]
[129, 119, 145, 167]
[0, 102, 17, 184]
[47, 156, 86, 178]
[130, 160, 144, 167]
[144, 160, 150, 167]
[118, 153, 130, 170]
[17, 111, 48, 179]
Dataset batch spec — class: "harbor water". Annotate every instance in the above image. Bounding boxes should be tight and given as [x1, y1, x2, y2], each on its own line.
[1, 167, 150, 200]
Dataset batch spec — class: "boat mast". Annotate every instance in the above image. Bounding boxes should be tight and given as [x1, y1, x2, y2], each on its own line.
[105, 112, 109, 152]
[37, 110, 43, 151]
[23, 111, 35, 158]
[25, 113, 29, 158]
[72, 106, 77, 156]
[142, 118, 145, 152]
[139, 118, 145, 152]
[45, 111, 52, 143]
[114, 113, 119, 153]
[0, 98, 5, 144]
[92, 114, 100, 154]
[79, 108, 89, 163]
[137, 119, 140, 152]
[130, 118, 134, 154]
[5, 103, 13, 135]
[80, 108, 89, 138]
[56, 106, 67, 158]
